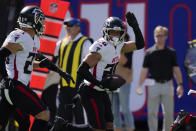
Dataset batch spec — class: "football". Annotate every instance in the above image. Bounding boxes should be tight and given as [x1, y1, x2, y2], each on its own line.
[101, 74, 126, 91]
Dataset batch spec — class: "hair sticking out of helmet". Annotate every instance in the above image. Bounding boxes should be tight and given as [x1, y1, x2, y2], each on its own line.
[17, 6, 45, 35]
[103, 17, 126, 46]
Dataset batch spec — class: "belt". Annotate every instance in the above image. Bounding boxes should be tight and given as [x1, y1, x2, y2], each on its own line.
[155, 79, 170, 83]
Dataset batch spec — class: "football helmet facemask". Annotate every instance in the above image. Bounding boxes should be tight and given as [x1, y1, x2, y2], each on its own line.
[103, 17, 126, 46]
[17, 6, 45, 35]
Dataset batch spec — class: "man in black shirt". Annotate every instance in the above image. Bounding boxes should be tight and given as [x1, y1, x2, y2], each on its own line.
[136, 25, 184, 131]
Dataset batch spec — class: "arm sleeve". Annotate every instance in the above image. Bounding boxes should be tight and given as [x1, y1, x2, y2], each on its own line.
[77, 62, 101, 86]
[133, 27, 145, 50]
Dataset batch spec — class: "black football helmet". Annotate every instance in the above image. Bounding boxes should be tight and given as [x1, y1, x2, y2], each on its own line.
[17, 6, 45, 35]
[103, 17, 126, 46]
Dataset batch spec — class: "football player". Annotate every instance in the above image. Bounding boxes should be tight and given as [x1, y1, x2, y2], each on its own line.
[170, 110, 193, 131]
[77, 12, 145, 131]
[0, 5, 73, 131]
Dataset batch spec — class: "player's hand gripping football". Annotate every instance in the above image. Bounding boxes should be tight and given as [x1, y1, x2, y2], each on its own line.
[101, 74, 126, 91]
[126, 12, 139, 29]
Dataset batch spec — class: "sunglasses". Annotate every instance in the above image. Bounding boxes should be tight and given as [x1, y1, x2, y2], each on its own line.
[65, 24, 74, 27]
[155, 34, 166, 38]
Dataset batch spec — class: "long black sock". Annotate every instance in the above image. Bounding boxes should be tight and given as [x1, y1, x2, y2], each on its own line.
[31, 119, 48, 131]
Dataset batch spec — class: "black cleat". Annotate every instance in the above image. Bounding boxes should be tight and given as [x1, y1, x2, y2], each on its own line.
[50, 116, 94, 131]
[170, 110, 191, 131]
[50, 116, 68, 131]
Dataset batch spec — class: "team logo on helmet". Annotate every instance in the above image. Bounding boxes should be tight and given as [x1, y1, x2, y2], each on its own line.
[17, 6, 45, 35]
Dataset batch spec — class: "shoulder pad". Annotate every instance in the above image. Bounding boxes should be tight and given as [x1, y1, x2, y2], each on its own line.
[96, 38, 108, 46]
[8, 30, 25, 43]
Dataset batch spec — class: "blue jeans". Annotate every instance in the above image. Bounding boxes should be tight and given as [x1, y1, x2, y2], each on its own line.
[110, 83, 135, 129]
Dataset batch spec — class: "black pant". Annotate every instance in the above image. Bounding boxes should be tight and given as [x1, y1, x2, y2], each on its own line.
[57, 87, 84, 124]
[13, 108, 30, 131]
[80, 85, 113, 129]
[0, 79, 46, 129]
[41, 84, 58, 124]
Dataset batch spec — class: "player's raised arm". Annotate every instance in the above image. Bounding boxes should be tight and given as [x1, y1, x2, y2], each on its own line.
[121, 12, 145, 53]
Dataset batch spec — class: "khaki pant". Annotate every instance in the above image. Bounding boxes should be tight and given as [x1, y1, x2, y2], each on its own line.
[147, 80, 174, 131]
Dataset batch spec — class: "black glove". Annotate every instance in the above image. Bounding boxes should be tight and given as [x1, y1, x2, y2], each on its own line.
[37, 53, 54, 69]
[51, 116, 68, 131]
[39, 56, 75, 84]
[126, 12, 139, 29]
[39, 57, 51, 68]
[100, 77, 111, 89]
[100, 77, 117, 91]
[59, 71, 75, 84]
[101, 81, 118, 91]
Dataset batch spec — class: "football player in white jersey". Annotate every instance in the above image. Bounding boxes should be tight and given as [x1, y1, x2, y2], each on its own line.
[77, 12, 145, 131]
[0, 6, 74, 131]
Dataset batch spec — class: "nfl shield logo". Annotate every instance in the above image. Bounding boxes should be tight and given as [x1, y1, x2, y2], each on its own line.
[49, 3, 58, 13]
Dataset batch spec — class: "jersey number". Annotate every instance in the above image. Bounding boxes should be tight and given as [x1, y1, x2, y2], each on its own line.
[24, 53, 35, 74]
[102, 63, 117, 78]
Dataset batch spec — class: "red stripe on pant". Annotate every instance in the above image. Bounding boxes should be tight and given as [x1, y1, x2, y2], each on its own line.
[15, 85, 44, 109]
[90, 98, 101, 128]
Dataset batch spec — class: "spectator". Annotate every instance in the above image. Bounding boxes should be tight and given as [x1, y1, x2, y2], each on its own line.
[136, 25, 184, 131]
[110, 32, 135, 131]
[77, 12, 145, 131]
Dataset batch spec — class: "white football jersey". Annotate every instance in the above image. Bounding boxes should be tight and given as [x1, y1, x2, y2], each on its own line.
[3, 29, 40, 86]
[85, 37, 124, 90]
